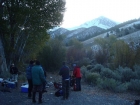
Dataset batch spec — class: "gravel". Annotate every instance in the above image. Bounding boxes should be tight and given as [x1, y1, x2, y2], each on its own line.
[0, 82, 136, 105]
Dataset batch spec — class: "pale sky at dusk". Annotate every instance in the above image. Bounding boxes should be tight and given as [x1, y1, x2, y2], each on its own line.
[61, 0, 140, 28]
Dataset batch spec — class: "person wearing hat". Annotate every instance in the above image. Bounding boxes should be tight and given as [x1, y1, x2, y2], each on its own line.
[73, 63, 82, 91]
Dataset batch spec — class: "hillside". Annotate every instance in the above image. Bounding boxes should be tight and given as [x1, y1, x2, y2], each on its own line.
[49, 16, 119, 39]
[49, 17, 140, 45]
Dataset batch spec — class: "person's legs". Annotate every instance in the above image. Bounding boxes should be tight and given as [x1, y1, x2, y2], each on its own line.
[39, 92, 42, 103]
[79, 77, 81, 91]
[27, 79, 33, 98]
[62, 80, 66, 99]
[15, 74, 18, 82]
[75, 78, 79, 90]
[65, 80, 70, 99]
[37, 85, 43, 103]
[11, 74, 14, 81]
[76, 78, 81, 91]
[32, 85, 37, 103]
[32, 92, 36, 103]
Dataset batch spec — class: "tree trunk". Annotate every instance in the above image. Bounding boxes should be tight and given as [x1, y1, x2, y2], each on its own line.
[0, 38, 8, 74]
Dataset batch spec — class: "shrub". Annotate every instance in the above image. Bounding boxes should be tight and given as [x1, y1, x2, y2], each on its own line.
[78, 58, 91, 67]
[119, 67, 135, 82]
[85, 72, 100, 85]
[115, 82, 130, 93]
[112, 71, 122, 81]
[97, 78, 120, 91]
[81, 66, 88, 78]
[129, 79, 140, 93]
[133, 65, 140, 79]
[86, 65, 93, 70]
[91, 64, 104, 73]
[100, 68, 115, 79]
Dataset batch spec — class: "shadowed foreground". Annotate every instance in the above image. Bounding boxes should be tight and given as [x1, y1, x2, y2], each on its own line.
[0, 81, 136, 105]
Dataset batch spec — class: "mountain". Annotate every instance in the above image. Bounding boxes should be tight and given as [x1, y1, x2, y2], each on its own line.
[82, 19, 140, 46]
[49, 28, 69, 38]
[49, 16, 118, 39]
[67, 26, 104, 39]
[68, 16, 119, 30]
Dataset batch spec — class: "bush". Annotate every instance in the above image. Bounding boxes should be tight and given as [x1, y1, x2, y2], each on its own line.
[129, 79, 140, 93]
[117, 67, 135, 82]
[78, 58, 91, 67]
[115, 82, 130, 93]
[112, 71, 122, 81]
[85, 72, 100, 85]
[97, 78, 120, 91]
[133, 65, 140, 79]
[100, 68, 115, 79]
[86, 65, 93, 70]
[81, 66, 88, 78]
[91, 64, 104, 73]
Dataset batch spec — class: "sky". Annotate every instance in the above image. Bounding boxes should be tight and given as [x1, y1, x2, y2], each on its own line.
[60, 0, 140, 28]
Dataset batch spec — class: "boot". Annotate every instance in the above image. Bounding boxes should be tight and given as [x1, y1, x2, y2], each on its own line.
[32, 92, 36, 103]
[38, 92, 42, 103]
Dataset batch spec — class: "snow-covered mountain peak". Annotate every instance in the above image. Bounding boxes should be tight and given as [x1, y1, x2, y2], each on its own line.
[69, 16, 119, 30]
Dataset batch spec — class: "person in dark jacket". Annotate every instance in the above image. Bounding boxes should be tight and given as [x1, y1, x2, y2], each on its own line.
[10, 63, 18, 82]
[73, 64, 82, 91]
[59, 61, 70, 100]
[26, 60, 34, 98]
[31, 60, 47, 103]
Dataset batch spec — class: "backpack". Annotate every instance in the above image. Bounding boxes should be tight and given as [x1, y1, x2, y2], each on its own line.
[55, 89, 63, 97]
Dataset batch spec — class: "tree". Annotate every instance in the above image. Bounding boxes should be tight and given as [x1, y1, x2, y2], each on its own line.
[112, 40, 135, 68]
[0, 0, 65, 66]
[66, 39, 86, 63]
[37, 38, 66, 72]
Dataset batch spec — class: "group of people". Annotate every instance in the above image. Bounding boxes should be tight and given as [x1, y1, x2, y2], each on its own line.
[10, 60, 81, 103]
[10, 60, 46, 103]
[59, 62, 82, 100]
[26, 60, 47, 103]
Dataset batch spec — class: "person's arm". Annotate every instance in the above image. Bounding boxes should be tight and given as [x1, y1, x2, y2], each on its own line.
[40, 68, 47, 83]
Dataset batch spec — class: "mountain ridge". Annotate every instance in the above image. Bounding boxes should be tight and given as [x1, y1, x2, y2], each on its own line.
[49, 16, 119, 39]
[67, 16, 119, 30]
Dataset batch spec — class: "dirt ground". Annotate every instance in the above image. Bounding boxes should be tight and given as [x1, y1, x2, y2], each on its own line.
[0, 73, 139, 105]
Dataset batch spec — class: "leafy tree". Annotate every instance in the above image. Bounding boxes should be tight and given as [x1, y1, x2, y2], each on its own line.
[0, 0, 65, 66]
[93, 36, 136, 68]
[112, 40, 135, 68]
[37, 38, 66, 72]
[66, 39, 86, 63]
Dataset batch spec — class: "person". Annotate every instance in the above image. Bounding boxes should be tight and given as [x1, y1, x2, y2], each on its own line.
[26, 60, 34, 98]
[73, 63, 82, 91]
[59, 61, 70, 100]
[31, 60, 47, 103]
[10, 63, 18, 82]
